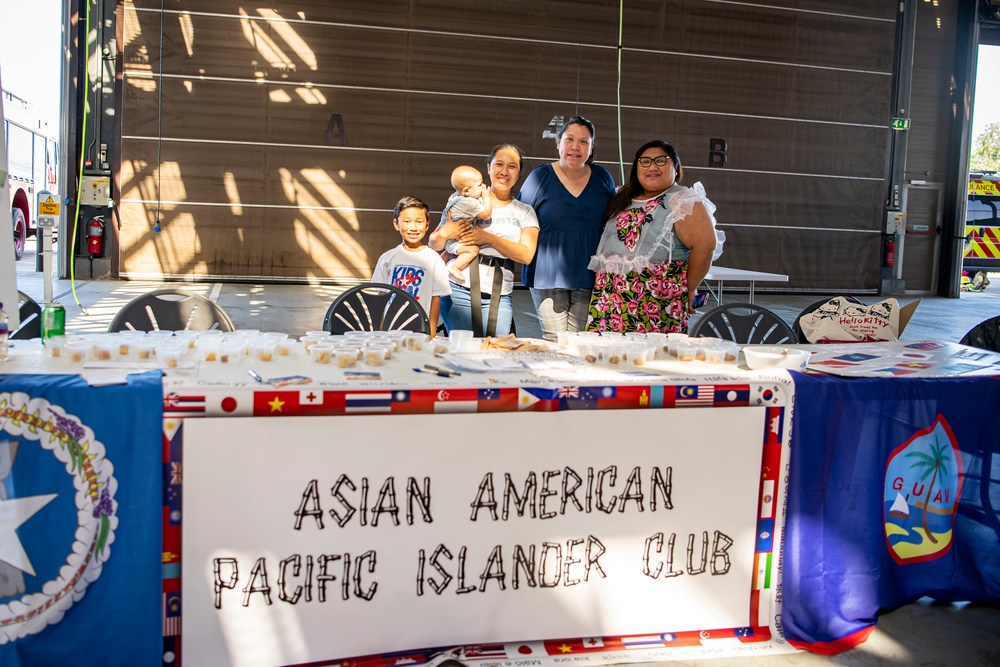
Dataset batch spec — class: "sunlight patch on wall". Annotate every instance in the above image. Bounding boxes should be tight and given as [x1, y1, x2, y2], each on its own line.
[224, 172, 244, 216]
[239, 8, 295, 74]
[295, 86, 326, 105]
[269, 88, 293, 103]
[256, 8, 317, 71]
[120, 159, 187, 208]
[279, 167, 368, 272]
[122, 7, 141, 49]
[179, 12, 195, 57]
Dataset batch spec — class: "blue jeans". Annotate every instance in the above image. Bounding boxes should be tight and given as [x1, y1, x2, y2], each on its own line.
[530, 288, 592, 341]
[440, 284, 514, 336]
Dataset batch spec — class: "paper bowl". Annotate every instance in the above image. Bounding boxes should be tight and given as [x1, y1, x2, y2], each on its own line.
[743, 346, 811, 371]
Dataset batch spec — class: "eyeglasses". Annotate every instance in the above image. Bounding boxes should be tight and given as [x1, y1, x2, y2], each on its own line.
[638, 156, 672, 168]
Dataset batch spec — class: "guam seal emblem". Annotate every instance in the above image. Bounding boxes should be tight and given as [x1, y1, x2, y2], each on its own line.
[884, 415, 963, 565]
[0, 392, 118, 643]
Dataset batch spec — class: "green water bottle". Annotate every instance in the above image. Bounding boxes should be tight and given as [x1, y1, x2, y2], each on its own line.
[41, 301, 66, 339]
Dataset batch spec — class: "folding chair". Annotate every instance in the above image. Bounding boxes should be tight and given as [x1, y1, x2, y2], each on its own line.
[107, 289, 236, 332]
[322, 283, 429, 334]
[10, 291, 42, 340]
[690, 303, 796, 344]
[960, 315, 1000, 352]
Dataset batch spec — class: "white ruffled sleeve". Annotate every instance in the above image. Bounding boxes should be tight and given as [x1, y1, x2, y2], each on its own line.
[588, 182, 722, 274]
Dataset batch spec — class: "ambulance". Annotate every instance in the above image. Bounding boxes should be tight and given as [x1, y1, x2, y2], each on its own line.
[964, 172, 1000, 289]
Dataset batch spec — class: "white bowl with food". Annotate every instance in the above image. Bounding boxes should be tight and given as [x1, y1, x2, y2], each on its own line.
[742, 346, 811, 371]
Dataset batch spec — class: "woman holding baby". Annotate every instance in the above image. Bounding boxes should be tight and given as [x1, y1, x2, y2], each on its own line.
[430, 144, 539, 337]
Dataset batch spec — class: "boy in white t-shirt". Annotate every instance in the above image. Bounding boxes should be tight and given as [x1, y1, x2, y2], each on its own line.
[371, 196, 452, 337]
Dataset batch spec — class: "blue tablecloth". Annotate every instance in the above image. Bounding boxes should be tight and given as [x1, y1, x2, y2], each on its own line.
[0, 371, 163, 667]
[784, 372, 1000, 653]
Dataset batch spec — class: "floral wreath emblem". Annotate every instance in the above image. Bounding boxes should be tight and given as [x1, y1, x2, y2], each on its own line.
[0, 392, 118, 644]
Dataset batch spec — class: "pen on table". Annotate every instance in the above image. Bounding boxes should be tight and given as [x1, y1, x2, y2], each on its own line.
[423, 363, 461, 377]
[247, 369, 264, 383]
[413, 367, 455, 378]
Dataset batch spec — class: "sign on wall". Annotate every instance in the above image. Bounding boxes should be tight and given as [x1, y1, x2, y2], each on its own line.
[182, 408, 786, 667]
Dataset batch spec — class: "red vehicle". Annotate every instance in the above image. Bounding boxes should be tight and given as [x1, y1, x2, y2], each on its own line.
[4, 89, 58, 260]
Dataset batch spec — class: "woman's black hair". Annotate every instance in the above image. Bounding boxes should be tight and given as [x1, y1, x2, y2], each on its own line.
[487, 143, 524, 171]
[605, 140, 683, 219]
[558, 116, 596, 165]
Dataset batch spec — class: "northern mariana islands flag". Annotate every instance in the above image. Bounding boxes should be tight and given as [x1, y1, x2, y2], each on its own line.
[0, 372, 163, 667]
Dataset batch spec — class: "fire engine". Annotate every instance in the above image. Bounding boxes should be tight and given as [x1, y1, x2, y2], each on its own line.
[4, 89, 59, 261]
[964, 172, 1000, 288]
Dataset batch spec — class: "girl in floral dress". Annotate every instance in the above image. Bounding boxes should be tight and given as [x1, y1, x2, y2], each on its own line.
[587, 140, 721, 333]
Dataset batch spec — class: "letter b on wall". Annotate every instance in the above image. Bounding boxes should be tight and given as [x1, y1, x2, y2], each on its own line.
[709, 138, 727, 168]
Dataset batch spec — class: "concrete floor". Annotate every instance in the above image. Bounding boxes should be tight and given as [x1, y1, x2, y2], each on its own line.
[10, 241, 1000, 665]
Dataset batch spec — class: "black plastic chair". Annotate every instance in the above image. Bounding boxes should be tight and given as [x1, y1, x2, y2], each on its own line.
[960, 315, 1000, 352]
[107, 289, 236, 332]
[323, 283, 429, 334]
[690, 303, 796, 344]
[792, 296, 866, 343]
[10, 291, 42, 339]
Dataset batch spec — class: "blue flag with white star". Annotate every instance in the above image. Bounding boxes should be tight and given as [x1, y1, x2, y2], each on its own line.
[0, 372, 163, 667]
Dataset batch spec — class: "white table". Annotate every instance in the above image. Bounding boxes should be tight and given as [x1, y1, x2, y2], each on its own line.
[703, 266, 789, 304]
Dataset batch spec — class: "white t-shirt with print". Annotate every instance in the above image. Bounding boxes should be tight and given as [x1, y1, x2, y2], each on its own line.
[371, 245, 452, 315]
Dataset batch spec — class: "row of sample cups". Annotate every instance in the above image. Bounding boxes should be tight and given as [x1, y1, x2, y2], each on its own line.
[556, 331, 739, 366]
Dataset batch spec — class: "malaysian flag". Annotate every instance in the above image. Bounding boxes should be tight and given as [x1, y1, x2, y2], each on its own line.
[163, 592, 181, 636]
[676, 385, 713, 406]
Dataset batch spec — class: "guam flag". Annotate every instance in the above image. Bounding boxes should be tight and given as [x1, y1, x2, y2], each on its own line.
[0, 372, 163, 666]
[783, 373, 1000, 655]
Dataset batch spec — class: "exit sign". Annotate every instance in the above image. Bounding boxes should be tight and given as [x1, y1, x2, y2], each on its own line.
[892, 117, 910, 131]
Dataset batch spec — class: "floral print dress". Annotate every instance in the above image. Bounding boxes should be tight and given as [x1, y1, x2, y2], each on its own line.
[586, 183, 718, 334]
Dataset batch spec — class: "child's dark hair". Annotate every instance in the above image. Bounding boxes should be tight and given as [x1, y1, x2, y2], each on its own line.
[393, 195, 430, 220]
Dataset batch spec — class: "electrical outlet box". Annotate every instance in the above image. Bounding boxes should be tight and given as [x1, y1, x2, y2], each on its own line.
[81, 175, 111, 206]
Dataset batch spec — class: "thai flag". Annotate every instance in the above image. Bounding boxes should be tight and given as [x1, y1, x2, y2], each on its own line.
[345, 392, 393, 413]
[622, 633, 674, 649]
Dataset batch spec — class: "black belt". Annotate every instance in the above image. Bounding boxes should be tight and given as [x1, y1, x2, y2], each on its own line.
[469, 255, 505, 337]
[477, 254, 506, 268]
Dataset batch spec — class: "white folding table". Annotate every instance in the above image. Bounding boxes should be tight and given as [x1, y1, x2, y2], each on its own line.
[702, 266, 789, 304]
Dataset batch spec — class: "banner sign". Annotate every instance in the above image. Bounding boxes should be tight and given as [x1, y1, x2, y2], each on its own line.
[0, 372, 163, 667]
[784, 373, 1000, 654]
[182, 406, 790, 667]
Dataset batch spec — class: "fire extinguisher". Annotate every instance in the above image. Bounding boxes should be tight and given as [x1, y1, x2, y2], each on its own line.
[884, 233, 896, 268]
[87, 217, 105, 257]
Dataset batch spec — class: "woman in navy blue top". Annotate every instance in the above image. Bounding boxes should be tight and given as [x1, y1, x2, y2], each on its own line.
[519, 116, 616, 341]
